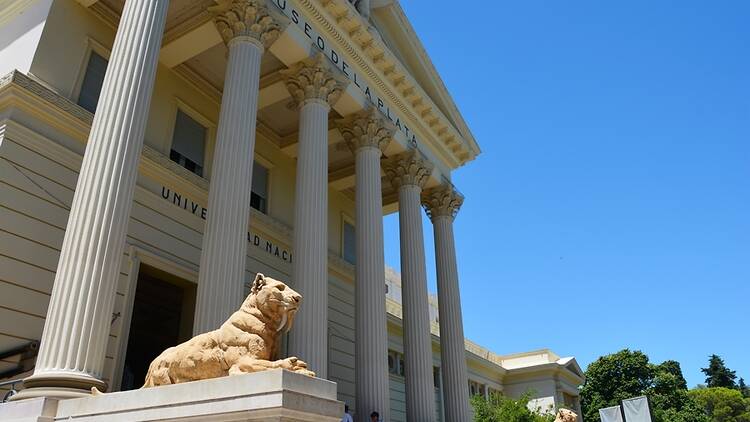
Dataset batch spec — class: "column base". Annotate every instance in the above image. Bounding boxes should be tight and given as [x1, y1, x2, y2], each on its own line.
[11, 372, 107, 401]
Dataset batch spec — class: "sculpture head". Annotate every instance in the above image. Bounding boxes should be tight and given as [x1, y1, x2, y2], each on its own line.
[554, 409, 578, 422]
[244, 273, 301, 333]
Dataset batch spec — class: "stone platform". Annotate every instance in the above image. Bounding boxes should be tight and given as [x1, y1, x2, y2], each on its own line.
[0, 369, 342, 421]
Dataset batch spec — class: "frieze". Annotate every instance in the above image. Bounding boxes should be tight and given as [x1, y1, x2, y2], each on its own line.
[160, 186, 293, 263]
[271, 0, 420, 148]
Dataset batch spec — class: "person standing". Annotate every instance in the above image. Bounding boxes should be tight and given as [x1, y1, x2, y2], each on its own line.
[341, 404, 353, 422]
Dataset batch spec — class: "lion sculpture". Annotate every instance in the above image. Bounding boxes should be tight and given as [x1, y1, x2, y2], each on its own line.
[554, 408, 579, 422]
[142, 273, 314, 387]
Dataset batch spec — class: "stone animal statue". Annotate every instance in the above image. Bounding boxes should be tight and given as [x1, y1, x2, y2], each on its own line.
[554, 408, 579, 422]
[142, 273, 314, 387]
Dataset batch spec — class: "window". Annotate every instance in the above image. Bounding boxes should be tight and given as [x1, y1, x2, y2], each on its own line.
[468, 380, 486, 396]
[78, 51, 108, 113]
[251, 161, 269, 213]
[433, 366, 441, 389]
[388, 351, 398, 375]
[170, 110, 206, 176]
[343, 220, 355, 264]
[388, 350, 406, 377]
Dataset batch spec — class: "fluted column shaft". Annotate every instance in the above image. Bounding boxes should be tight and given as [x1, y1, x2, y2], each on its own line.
[17, 0, 169, 400]
[430, 201, 471, 422]
[288, 99, 330, 376]
[338, 110, 393, 422]
[354, 145, 389, 422]
[385, 151, 435, 422]
[193, 36, 263, 334]
[284, 55, 343, 378]
[399, 184, 436, 421]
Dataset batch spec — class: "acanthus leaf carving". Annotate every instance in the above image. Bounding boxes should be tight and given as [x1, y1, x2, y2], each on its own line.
[422, 184, 464, 221]
[336, 108, 394, 153]
[281, 53, 345, 107]
[210, 0, 280, 48]
[384, 149, 433, 190]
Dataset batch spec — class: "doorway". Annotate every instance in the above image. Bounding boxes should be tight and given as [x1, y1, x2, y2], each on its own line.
[120, 264, 196, 390]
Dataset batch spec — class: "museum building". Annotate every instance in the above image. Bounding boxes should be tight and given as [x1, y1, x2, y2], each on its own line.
[0, 0, 583, 421]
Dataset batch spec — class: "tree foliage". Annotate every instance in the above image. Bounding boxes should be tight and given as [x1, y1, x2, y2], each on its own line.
[740, 379, 750, 399]
[580, 349, 708, 422]
[471, 392, 555, 422]
[702, 355, 738, 389]
[580, 349, 654, 422]
[689, 387, 750, 422]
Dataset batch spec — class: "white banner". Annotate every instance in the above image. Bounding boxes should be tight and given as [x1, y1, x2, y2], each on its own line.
[621, 396, 652, 422]
[599, 405, 624, 422]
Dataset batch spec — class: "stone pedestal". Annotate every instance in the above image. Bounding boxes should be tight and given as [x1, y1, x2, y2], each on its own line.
[0, 370, 342, 422]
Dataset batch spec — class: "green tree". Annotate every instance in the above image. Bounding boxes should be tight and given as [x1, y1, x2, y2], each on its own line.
[657, 360, 688, 390]
[471, 392, 555, 422]
[702, 355, 738, 389]
[739, 379, 749, 399]
[649, 360, 709, 422]
[580, 349, 653, 421]
[689, 387, 750, 422]
[580, 350, 709, 422]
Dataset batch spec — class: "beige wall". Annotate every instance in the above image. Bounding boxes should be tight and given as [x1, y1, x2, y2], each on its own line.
[0, 1, 581, 417]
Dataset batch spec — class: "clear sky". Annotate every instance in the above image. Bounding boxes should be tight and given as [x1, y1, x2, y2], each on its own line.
[382, 0, 749, 388]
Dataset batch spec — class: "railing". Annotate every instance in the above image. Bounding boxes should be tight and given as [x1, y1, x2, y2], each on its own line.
[0, 378, 23, 402]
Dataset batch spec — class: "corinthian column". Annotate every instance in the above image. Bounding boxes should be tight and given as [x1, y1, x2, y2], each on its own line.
[283, 54, 344, 378]
[423, 185, 470, 422]
[384, 150, 435, 422]
[193, 0, 279, 334]
[338, 110, 393, 422]
[14, 0, 169, 400]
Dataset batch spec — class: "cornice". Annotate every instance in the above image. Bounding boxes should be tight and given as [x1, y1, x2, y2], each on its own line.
[0, 71, 92, 142]
[0, 0, 38, 27]
[298, 0, 476, 167]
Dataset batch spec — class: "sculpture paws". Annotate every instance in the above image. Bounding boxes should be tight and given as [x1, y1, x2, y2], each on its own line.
[294, 368, 316, 377]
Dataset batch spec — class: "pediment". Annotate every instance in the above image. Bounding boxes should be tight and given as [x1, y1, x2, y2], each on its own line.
[370, 1, 477, 148]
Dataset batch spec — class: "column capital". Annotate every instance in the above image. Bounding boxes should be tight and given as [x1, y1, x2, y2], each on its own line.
[384, 149, 433, 190]
[422, 184, 464, 221]
[211, 0, 280, 48]
[281, 53, 345, 109]
[336, 108, 394, 153]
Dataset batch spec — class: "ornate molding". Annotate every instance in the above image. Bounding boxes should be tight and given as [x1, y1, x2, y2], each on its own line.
[210, 0, 280, 48]
[422, 184, 463, 221]
[383, 149, 433, 190]
[281, 53, 345, 108]
[348, 0, 370, 20]
[300, 0, 478, 166]
[336, 108, 394, 153]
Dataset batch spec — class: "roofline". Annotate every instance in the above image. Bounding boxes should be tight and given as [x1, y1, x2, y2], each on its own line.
[386, 1, 481, 157]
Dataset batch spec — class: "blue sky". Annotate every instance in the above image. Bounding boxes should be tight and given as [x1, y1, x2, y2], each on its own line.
[382, 1, 750, 388]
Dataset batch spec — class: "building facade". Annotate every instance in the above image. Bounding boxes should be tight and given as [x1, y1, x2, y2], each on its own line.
[0, 1, 581, 421]
[384, 267, 585, 421]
